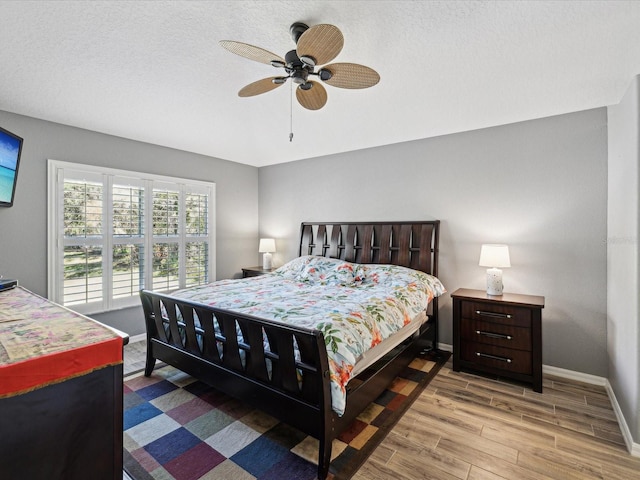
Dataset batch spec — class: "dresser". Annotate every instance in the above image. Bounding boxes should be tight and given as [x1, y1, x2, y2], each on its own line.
[0, 287, 128, 479]
[451, 288, 544, 392]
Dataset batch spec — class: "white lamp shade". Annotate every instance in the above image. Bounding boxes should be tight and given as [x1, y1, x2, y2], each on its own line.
[479, 244, 511, 268]
[258, 238, 276, 253]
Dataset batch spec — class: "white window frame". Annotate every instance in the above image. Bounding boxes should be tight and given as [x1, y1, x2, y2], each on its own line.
[47, 159, 216, 315]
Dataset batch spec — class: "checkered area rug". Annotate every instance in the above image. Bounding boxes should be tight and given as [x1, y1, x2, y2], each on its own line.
[123, 351, 447, 480]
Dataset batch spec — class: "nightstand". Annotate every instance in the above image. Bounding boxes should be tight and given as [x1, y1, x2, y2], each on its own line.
[451, 288, 545, 392]
[242, 266, 275, 278]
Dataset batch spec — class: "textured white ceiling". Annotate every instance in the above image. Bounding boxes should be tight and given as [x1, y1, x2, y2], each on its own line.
[1, 1, 639, 167]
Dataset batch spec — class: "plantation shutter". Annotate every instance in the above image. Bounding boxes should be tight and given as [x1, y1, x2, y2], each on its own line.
[48, 160, 215, 315]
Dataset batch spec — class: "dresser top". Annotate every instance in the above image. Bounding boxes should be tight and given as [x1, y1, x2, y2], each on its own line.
[0, 286, 126, 397]
[450, 288, 544, 308]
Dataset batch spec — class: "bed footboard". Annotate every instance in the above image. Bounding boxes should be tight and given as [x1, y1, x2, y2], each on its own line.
[139, 289, 334, 479]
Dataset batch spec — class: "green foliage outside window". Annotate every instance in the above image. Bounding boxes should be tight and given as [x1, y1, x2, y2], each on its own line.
[63, 184, 209, 289]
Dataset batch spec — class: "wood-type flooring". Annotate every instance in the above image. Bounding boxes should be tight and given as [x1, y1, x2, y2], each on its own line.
[353, 356, 640, 480]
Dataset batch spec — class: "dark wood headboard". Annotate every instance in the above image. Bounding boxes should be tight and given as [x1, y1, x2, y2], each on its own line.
[298, 221, 440, 278]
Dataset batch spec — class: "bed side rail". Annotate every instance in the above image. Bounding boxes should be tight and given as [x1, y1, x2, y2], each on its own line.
[139, 289, 331, 407]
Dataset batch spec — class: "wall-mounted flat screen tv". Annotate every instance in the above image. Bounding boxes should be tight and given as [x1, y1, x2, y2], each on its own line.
[0, 126, 23, 207]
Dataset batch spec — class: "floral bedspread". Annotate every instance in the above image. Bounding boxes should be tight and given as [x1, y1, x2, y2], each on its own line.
[170, 256, 446, 415]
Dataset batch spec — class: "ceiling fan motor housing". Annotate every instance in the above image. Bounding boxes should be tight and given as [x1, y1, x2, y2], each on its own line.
[285, 49, 311, 84]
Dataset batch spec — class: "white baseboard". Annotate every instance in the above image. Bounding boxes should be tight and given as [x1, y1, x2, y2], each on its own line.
[542, 365, 639, 457]
[128, 333, 146, 344]
[542, 364, 607, 386]
[603, 380, 640, 457]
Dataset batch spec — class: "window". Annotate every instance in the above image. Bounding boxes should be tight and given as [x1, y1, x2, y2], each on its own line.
[48, 160, 215, 314]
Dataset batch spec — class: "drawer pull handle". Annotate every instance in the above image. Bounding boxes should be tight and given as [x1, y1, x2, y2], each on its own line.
[476, 330, 512, 340]
[476, 310, 512, 319]
[476, 352, 512, 363]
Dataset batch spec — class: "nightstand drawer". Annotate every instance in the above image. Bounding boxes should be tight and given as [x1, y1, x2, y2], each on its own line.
[460, 342, 532, 375]
[460, 320, 531, 351]
[462, 301, 531, 328]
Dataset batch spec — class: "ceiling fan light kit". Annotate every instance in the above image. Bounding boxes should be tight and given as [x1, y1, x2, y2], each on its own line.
[220, 21, 380, 111]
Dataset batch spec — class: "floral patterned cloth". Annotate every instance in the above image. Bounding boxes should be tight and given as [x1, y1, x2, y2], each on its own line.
[171, 256, 446, 415]
[0, 287, 121, 364]
[0, 287, 124, 397]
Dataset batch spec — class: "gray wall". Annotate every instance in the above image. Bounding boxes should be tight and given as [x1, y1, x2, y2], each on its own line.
[0, 106, 612, 379]
[608, 75, 640, 443]
[259, 108, 609, 376]
[0, 110, 259, 336]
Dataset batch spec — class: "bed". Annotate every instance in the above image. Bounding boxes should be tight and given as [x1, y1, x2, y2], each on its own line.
[140, 221, 443, 479]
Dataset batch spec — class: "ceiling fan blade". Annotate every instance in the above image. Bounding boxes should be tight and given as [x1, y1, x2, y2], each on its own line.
[238, 77, 285, 97]
[296, 81, 327, 110]
[296, 24, 343, 66]
[220, 40, 285, 65]
[321, 63, 380, 89]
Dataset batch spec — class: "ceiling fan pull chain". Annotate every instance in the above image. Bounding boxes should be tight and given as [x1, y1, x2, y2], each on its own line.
[289, 80, 294, 142]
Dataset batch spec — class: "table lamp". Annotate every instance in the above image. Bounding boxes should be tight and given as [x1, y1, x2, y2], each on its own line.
[259, 238, 276, 270]
[479, 244, 511, 295]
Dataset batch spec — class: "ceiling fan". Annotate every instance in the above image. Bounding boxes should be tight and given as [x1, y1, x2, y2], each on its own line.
[220, 22, 380, 111]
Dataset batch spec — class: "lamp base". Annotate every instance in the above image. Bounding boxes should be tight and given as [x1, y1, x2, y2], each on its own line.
[486, 268, 504, 295]
[262, 252, 273, 270]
